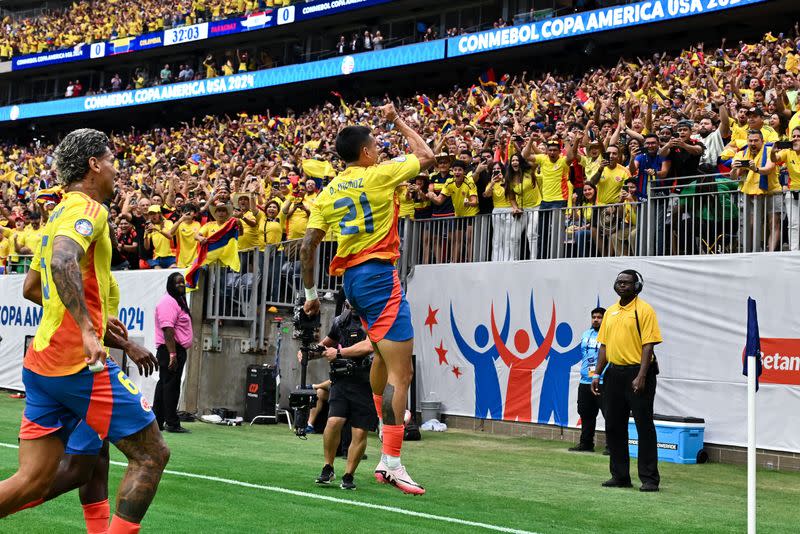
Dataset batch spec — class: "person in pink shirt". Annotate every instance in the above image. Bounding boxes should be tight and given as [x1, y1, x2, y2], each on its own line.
[153, 273, 193, 433]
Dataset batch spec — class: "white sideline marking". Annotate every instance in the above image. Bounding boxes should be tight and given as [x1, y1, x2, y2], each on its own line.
[0, 442, 536, 534]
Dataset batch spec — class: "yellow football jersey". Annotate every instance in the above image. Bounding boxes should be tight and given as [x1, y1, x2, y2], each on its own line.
[308, 155, 420, 275]
[26, 192, 112, 377]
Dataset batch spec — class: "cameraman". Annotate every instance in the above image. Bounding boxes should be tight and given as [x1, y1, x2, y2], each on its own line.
[298, 301, 376, 490]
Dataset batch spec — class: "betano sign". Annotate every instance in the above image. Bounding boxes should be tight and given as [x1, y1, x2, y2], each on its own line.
[758, 338, 800, 385]
[447, 0, 770, 57]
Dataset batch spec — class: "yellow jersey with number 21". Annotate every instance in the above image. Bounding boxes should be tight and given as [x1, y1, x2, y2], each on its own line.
[308, 154, 420, 276]
[25, 191, 112, 377]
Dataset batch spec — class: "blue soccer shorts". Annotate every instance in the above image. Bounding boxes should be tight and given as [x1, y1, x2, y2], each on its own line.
[20, 359, 155, 447]
[343, 260, 413, 343]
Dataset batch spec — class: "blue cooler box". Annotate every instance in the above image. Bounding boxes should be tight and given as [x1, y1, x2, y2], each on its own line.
[628, 414, 705, 464]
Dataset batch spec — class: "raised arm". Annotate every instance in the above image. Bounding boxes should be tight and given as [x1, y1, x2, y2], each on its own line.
[383, 104, 435, 170]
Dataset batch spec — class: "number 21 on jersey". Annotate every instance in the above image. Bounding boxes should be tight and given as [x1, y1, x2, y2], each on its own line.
[334, 192, 374, 235]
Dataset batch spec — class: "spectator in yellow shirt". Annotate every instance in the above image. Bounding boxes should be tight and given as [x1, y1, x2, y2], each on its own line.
[590, 145, 631, 206]
[261, 199, 283, 247]
[234, 194, 264, 252]
[9, 216, 29, 273]
[281, 186, 313, 240]
[731, 130, 783, 252]
[523, 139, 571, 259]
[771, 126, 800, 251]
[144, 205, 176, 269]
[166, 205, 201, 268]
[440, 160, 477, 262]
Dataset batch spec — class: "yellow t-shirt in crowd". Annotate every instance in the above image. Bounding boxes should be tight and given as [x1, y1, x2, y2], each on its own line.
[788, 111, 800, 140]
[511, 171, 541, 209]
[486, 181, 511, 209]
[237, 210, 264, 251]
[262, 218, 282, 246]
[777, 149, 800, 191]
[149, 219, 174, 258]
[579, 155, 603, 182]
[533, 154, 571, 202]
[176, 220, 201, 268]
[396, 184, 416, 219]
[597, 165, 631, 205]
[597, 297, 662, 366]
[282, 198, 312, 240]
[444, 177, 479, 217]
[736, 146, 781, 195]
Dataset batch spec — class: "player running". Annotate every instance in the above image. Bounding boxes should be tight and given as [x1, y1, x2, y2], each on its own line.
[0, 129, 169, 534]
[300, 103, 434, 495]
[9, 220, 158, 534]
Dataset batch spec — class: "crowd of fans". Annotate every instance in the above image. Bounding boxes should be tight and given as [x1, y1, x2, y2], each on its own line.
[0, 0, 301, 60]
[2, 24, 800, 272]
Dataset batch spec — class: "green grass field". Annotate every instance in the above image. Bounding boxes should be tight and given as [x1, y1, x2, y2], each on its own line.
[0, 395, 798, 533]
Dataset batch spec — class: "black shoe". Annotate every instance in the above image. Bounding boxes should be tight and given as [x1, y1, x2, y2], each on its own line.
[602, 478, 633, 488]
[602, 447, 610, 456]
[640, 482, 659, 492]
[165, 424, 190, 433]
[568, 443, 594, 452]
[316, 464, 335, 485]
[340, 473, 356, 490]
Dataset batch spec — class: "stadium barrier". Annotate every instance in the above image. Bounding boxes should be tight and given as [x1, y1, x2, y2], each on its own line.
[404, 173, 798, 267]
[406, 251, 800, 454]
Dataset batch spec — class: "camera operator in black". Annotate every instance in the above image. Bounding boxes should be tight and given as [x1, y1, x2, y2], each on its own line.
[302, 300, 376, 490]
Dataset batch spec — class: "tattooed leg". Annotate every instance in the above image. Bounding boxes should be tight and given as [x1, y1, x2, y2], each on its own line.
[112, 422, 170, 523]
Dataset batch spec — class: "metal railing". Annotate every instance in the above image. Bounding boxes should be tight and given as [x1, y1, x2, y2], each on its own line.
[404, 173, 800, 266]
[403, 201, 643, 265]
[1, 254, 34, 274]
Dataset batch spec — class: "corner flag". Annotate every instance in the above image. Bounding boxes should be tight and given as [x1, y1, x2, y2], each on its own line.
[743, 297, 763, 391]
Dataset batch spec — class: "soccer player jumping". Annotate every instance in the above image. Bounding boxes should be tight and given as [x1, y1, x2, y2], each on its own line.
[300, 103, 434, 495]
[0, 129, 170, 533]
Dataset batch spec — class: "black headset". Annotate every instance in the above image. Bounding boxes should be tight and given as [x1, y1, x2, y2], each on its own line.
[615, 270, 644, 295]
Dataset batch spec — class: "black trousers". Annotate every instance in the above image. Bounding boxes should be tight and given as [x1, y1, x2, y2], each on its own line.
[603, 364, 659, 486]
[577, 383, 602, 447]
[153, 344, 187, 428]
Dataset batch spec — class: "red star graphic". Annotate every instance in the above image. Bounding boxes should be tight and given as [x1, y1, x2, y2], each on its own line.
[424, 306, 439, 334]
[452, 366, 462, 379]
[435, 341, 449, 366]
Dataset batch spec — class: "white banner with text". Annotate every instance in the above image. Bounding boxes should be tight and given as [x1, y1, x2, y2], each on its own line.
[0, 270, 181, 401]
[408, 253, 800, 453]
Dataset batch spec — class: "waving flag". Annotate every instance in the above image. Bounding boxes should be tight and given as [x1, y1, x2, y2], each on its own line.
[497, 73, 510, 92]
[35, 187, 62, 205]
[302, 158, 334, 179]
[185, 218, 240, 290]
[418, 95, 434, 115]
[479, 68, 497, 88]
[331, 91, 351, 116]
[439, 119, 455, 137]
[743, 297, 763, 391]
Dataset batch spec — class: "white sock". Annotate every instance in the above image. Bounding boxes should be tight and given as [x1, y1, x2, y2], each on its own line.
[384, 454, 401, 469]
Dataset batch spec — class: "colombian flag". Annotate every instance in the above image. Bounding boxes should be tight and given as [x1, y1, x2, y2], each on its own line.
[479, 68, 497, 88]
[418, 95, 434, 115]
[185, 218, 240, 290]
[35, 187, 62, 205]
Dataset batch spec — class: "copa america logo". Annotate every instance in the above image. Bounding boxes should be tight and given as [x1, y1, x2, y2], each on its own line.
[341, 55, 355, 75]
